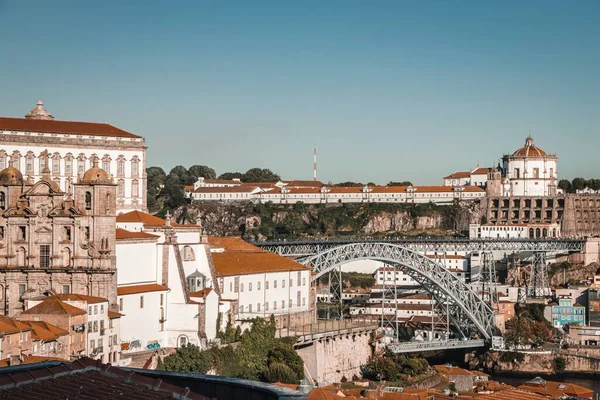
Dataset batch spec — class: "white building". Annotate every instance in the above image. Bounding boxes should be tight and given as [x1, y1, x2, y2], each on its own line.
[0, 101, 147, 212]
[500, 136, 558, 197]
[208, 237, 313, 330]
[115, 211, 225, 350]
[469, 223, 561, 239]
[443, 167, 490, 187]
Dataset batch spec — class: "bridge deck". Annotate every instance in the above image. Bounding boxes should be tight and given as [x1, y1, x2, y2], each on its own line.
[387, 339, 486, 353]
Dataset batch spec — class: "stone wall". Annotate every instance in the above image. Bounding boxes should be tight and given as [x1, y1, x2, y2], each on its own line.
[488, 351, 600, 375]
[295, 331, 373, 384]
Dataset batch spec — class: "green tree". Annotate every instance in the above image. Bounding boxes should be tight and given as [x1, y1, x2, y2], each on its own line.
[333, 181, 363, 187]
[218, 172, 244, 180]
[146, 167, 167, 212]
[160, 172, 187, 212]
[161, 344, 211, 373]
[571, 177, 587, 192]
[558, 179, 571, 193]
[188, 165, 217, 183]
[169, 165, 190, 185]
[387, 181, 413, 186]
[242, 168, 280, 183]
[553, 356, 566, 373]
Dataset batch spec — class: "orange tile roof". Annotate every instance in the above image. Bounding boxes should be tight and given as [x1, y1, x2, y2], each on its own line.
[476, 388, 552, 400]
[189, 288, 213, 298]
[116, 228, 160, 240]
[434, 365, 473, 376]
[117, 283, 169, 296]
[328, 187, 364, 193]
[21, 298, 86, 316]
[192, 186, 258, 193]
[108, 311, 123, 319]
[0, 317, 32, 334]
[208, 237, 263, 252]
[518, 381, 594, 399]
[0, 117, 142, 138]
[211, 251, 309, 276]
[444, 171, 471, 179]
[412, 185, 485, 193]
[370, 186, 410, 193]
[51, 293, 107, 304]
[471, 167, 491, 175]
[19, 320, 68, 341]
[0, 355, 68, 368]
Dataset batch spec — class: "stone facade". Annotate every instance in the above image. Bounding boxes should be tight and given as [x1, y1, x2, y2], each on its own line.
[0, 162, 117, 317]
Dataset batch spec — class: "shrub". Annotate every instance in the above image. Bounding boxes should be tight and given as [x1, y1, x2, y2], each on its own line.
[340, 376, 348, 383]
[553, 357, 567, 373]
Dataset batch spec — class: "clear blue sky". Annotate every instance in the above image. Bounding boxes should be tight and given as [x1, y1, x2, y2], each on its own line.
[1, 1, 598, 184]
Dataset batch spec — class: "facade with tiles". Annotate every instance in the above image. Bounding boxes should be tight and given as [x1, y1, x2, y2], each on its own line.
[0, 101, 146, 213]
[0, 160, 117, 317]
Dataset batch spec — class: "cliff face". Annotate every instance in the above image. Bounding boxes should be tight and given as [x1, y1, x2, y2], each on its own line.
[173, 201, 481, 240]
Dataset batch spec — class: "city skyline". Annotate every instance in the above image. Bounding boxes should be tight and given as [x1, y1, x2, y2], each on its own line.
[1, 1, 599, 184]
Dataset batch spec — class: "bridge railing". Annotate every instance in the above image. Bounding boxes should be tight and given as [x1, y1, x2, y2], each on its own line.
[276, 317, 379, 344]
[387, 339, 486, 353]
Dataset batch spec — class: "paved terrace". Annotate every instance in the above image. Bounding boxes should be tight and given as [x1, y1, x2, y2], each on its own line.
[253, 237, 586, 257]
[276, 319, 379, 346]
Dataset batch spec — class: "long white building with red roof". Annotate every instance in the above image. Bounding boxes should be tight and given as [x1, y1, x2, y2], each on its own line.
[0, 101, 147, 212]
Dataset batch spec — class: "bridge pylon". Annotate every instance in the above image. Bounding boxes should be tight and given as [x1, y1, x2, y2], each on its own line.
[528, 252, 549, 298]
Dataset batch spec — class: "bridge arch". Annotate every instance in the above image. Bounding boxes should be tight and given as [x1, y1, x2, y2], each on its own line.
[304, 243, 496, 340]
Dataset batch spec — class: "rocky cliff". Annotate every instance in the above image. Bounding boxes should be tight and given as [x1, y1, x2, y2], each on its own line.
[173, 201, 483, 240]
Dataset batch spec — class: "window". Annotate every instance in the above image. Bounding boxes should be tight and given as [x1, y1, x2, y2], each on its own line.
[289, 299, 292, 307]
[100, 320, 104, 334]
[131, 159, 139, 178]
[249, 283, 252, 292]
[52, 158, 60, 175]
[132, 180, 139, 198]
[297, 291, 301, 306]
[101, 304, 104, 314]
[178, 335, 188, 347]
[40, 245, 50, 268]
[78, 159, 85, 174]
[302, 297, 306, 306]
[140, 296, 144, 308]
[297, 272, 301, 286]
[257, 303, 261, 312]
[93, 321, 98, 332]
[282, 280, 285, 288]
[533, 168, 540, 179]
[85, 226, 90, 240]
[273, 301, 277, 310]
[0, 192, 4, 210]
[64, 227, 72, 241]
[514, 168, 520, 179]
[257, 281, 261, 290]
[117, 180, 124, 197]
[39, 157, 47, 171]
[65, 160, 72, 176]
[282, 300, 285, 309]
[240, 283, 244, 292]
[265, 302, 269, 311]
[303, 277, 306, 286]
[85, 192, 92, 210]
[266, 281, 269, 289]
[62, 285, 70, 294]
[18, 226, 26, 241]
[119, 298, 123, 311]
[274, 280, 277, 289]
[117, 160, 125, 176]
[102, 160, 110, 174]
[249, 304, 252, 313]
[18, 284, 26, 298]
[26, 158, 33, 174]
[89, 306, 92, 314]
[289, 279, 292, 287]
[94, 305, 98, 314]
[90, 340, 95, 351]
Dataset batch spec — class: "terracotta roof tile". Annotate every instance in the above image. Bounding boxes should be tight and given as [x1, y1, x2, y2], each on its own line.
[444, 171, 471, 179]
[50, 293, 107, 304]
[0, 355, 68, 368]
[0, 317, 32, 334]
[0, 117, 141, 139]
[108, 311, 123, 319]
[211, 251, 309, 276]
[117, 283, 169, 296]
[21, 298, 86, 316]
[208, 236, 263, 252]
[116, 228, 160, 240]
[18, 320, 68, 341]
[189, 288, 213, 298]
[471, 167, 491, 175]
[116, 210, 198, 227]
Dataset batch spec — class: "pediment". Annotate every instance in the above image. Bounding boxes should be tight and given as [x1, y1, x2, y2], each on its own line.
[48, 206, 83, 217]
[35, 225, 53, 233]
[22, 180, 63, 196]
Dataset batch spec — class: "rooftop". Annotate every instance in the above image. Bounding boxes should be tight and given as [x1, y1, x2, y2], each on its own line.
[117, 283, 170, 296]
[116, 228, 160, 240]
[21, 298, 86, 316]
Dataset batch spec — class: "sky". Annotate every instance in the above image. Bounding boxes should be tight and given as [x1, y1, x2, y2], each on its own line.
[0, 1, 598, 185]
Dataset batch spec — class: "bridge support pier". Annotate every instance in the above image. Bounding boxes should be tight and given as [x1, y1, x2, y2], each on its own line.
[528, 252, 549, 298]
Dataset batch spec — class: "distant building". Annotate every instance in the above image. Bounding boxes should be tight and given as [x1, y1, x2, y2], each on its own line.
[545, 296, 586, 328]
[469, 223, 561, 239]
[443, 167, 490, 187]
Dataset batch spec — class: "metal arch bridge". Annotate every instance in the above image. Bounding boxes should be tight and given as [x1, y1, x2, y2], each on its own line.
[254, 237, 586, 257]
[302, 242, 497, 340]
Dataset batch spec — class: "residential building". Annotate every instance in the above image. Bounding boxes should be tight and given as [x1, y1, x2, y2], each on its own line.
[0, 317, 33, 359]
[544, 296, 586, 328]
[0, 160, 117, 317]
[568, 325, 600, 346]
[0, 101, 146, 212]
[518, 377, 593, 400]
[209, 237, 313, 330]
[443, 167, 490, 187]
[20, 294, 120, 364]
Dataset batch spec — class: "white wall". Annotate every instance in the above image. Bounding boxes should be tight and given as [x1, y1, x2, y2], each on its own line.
[118, 291, 166, 351]
[116, 241, 158, 285]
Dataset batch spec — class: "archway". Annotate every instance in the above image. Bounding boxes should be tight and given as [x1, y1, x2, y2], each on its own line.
[304, 243, 496, 339]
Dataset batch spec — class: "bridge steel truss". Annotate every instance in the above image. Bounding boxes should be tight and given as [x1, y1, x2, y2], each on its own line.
[257, 238, 585, 258]
[304, 243, 497, 340]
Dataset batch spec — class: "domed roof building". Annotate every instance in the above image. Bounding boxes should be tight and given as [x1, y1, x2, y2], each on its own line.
[0, 166, 24, 185]
[499, 136, 558, 197]
[80, 160, 113, 185]
[24, 101, 54, 120]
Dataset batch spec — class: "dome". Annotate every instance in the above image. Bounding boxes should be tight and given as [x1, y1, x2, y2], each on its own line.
[512, 136, 547, 157]
[0, 166, 24, 185]
[25, 101, 54, 120]
[81, 160, 112, 185]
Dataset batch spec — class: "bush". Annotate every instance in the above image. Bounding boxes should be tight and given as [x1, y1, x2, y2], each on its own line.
[499, 351, 525, 364]
[553, 356, 567, 373]
[352, 374, 360, 381]
[340, 376, 348, 383]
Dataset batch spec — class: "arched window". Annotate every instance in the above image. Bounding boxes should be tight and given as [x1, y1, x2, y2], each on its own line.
[178, 335, 188, 347]
[0, 192, 5, 210]
[85, 192, 92, 210]
[183, 246, 195, 261]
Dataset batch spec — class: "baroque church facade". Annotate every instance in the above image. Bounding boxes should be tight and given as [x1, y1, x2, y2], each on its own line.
[0, 157, 117, 317]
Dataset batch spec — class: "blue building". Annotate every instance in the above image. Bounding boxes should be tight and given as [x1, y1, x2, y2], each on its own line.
[545, 296, 586, 328]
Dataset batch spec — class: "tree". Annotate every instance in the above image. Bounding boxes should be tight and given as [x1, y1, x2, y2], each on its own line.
[553, 356, 566, 373]
[558, 179, 571, 193]
[333, 181, 363, 187]
[571, 177, 587, 192]
[147, 167, 167, 212]
[161, 344, 211, 373]
[188, 165, 217, 183]
[242, 168, 280, 183]
[387, 181, 413, 186]
[160, 172, 187, 212]
[218, 172, 244, 180]
[169, 165, 190, 185]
